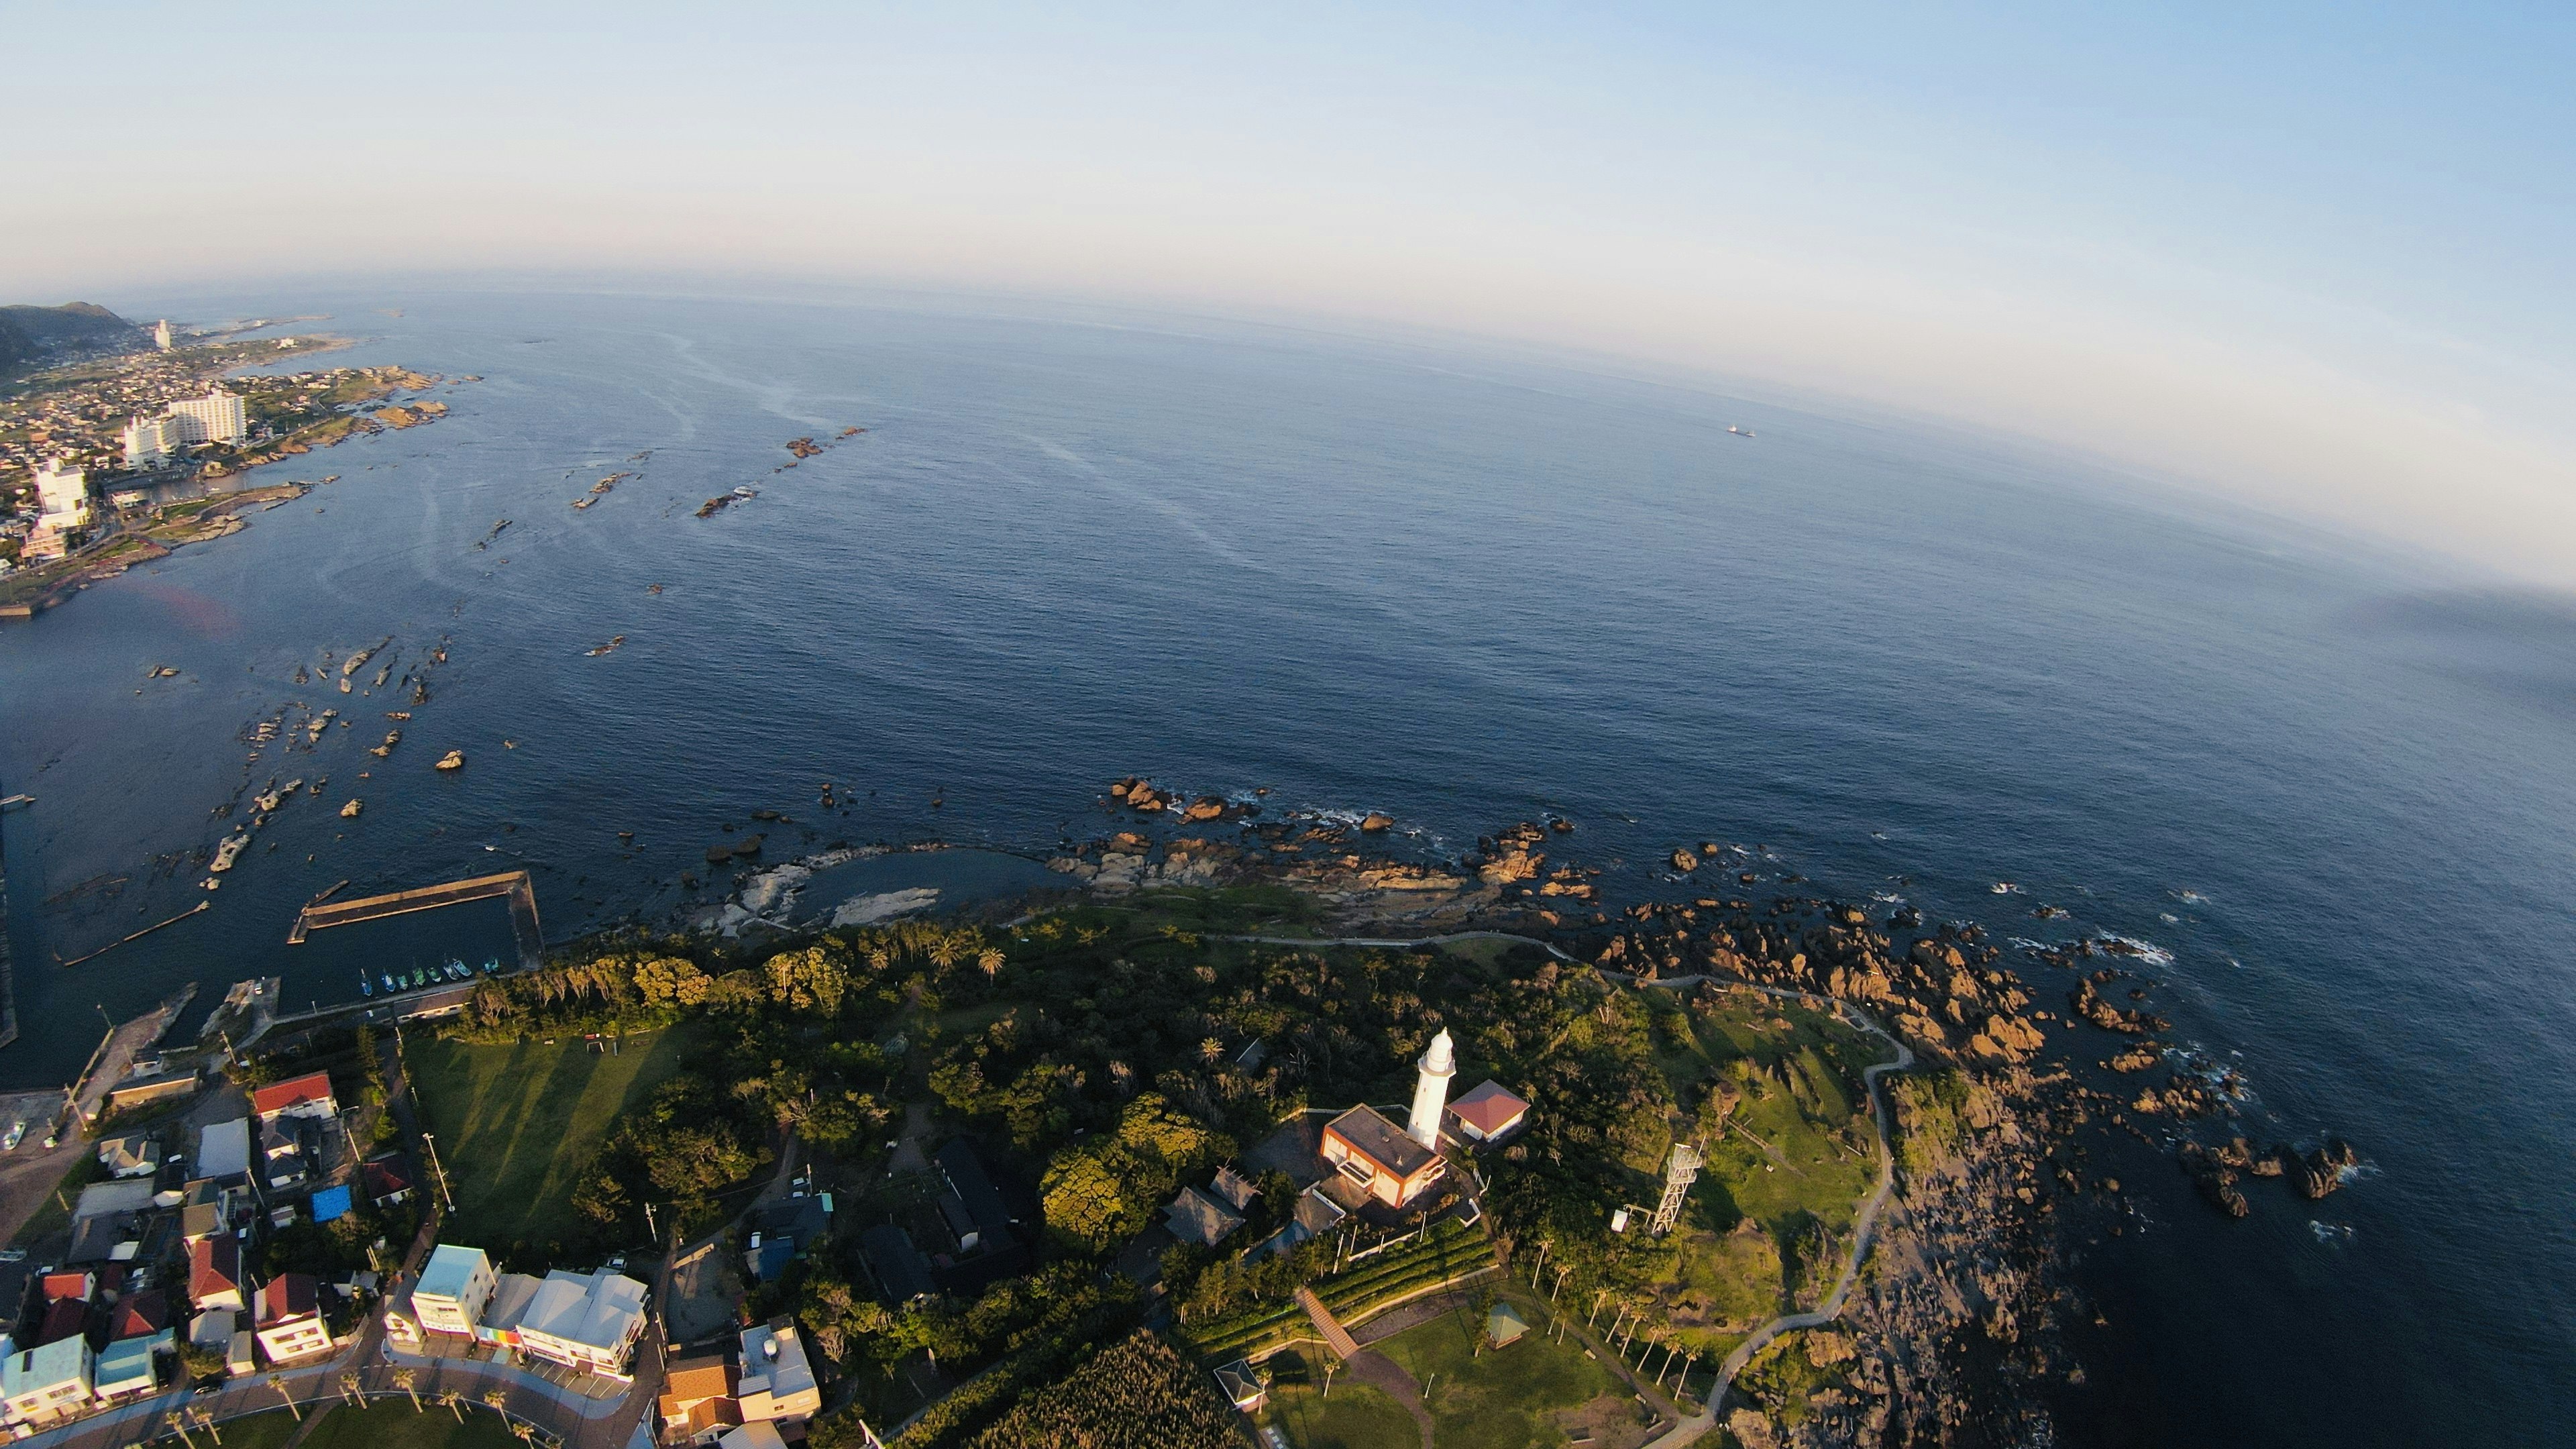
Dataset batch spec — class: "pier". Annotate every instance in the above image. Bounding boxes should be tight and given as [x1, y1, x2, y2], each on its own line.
[288, 868, 545, 969]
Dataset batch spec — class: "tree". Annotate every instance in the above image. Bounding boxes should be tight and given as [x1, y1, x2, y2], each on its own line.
[394, 1367, 421, 1413]
[438, 1389, 464, 1420]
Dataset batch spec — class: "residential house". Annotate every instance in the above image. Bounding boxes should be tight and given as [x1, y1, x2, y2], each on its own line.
[362, 1157, 413, 1209]
[1209, 1165, 1260, 1213]
[1163, 1186, 1244, 1248]
[92, 1332, 167, 1404]
[189, 1234, 248, 1313]
[259, 1118, 309, 1191]
[104, 1067, 197, 1115]
[39, 1272, 93, 1306]
[736, 1321, 820, 1428]
[718, 1426, 789, 1449]
[35, 1299, 88, 1348]
[96, 1135, 161, 1179]
[197, 1118, 254, 1184]
[410, 1244, 498, 1336]
[657, 1351, 741, 1444]
[249, 1071, 337, 1122]
[254, 1275, 332, 1364]
[931, 1140, 1030, 1293]
[743, 1195, 832, 1284]
[1446, 1080, 1532, 1144]
[472, 1273, 545, 1350]
[512, 1269, 648, 1379]
[1320, 1104, 1446, 1208]
[108, 1293, 168, 1342]
[857, 1224, 935, 1306]
[0, 1337, 94, 1429]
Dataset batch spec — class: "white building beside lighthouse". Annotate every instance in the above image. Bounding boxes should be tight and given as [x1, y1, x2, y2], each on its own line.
[1408, 1028, 1456, 1149]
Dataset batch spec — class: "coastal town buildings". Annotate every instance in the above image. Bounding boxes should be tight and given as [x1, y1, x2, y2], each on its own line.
[165, 389, 247, 445]
[1320, 1104, 1446, 1208]
[1446, 1079, 1532, 1144]
[153, 319, 172, 351]
[0, 1337, 95, 1429]
[189, 1234, 248, 1312]
[508, 1267, 649, 1379]
[735, 1321, 820, 1428]
[407, 1244, 497, 1336]
[252, 1274, 332, 1362]
[251, 1070, 339, 1120]
[120, 414, 177, 467]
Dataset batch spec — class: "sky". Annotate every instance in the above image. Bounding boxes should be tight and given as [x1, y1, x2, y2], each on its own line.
[7, 1, 2572, 583]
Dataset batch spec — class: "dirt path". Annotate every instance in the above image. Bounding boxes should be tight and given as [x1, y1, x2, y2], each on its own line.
[1343, 1350, 1434, 1449]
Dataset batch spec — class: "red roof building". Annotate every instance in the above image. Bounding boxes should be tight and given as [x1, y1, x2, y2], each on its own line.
[38, 1272, 91, 1305]
[190, 1233, 248, 1310]
[36, 1298, 87, 1346]
[250, 1071, 338, 1121]
[109, 1291, 169, 1341]
[362, 1157, 414, 1206]
[1446, 1080, 1532, 1143]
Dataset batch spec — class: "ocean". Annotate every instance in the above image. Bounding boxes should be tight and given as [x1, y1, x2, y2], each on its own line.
[1, 285, 2569, 1443]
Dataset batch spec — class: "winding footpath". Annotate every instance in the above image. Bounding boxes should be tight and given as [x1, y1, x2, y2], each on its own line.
[1224, 932, 1917, 1448]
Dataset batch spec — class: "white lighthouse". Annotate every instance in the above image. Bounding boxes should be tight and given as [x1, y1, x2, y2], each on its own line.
[1408, 1028, 1456, 1149]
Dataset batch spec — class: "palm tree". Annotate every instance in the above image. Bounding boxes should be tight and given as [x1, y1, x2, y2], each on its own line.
[338, 1370, 362, 1407]
[437, 1389, 464, 1421]
[274, 1380, 303, 1422]
[393, 1366, 421, 1413]
[482, 1389, 511, 1423]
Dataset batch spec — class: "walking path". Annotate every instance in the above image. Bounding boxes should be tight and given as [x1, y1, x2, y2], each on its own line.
[1226, 930, 1918, 1448]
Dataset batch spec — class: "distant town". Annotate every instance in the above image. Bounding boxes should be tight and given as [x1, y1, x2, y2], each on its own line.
[0, 302, 464, 616]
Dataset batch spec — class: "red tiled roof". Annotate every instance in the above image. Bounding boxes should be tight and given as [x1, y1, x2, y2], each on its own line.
[251, 1071, 336, 1117]
[40, 1271, 89, 1304]
[258, 1273, 318, 1324]
[37, 1298, 87, 1346]
[110, 1291, 168, 1340]
[1448, 1080, 1531, 1135]
[363, 1158, 413, 1198]
[190, 1234, 242, 1299]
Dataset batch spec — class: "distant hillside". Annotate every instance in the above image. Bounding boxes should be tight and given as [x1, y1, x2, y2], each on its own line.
[0, 303, 145, 374]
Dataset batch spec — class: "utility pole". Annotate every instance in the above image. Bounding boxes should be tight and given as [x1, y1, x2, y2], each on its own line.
[421, 1132, 456, 1213]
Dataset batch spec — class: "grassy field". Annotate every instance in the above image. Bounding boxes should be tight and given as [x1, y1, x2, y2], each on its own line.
[301, 1400, 523, 1449]
[1631, 986, 1894, 1349]
[406, 1022, 699, 1253]
[1260, 1349, 1420, 1449]
[1376, 1305, 1631, 1448]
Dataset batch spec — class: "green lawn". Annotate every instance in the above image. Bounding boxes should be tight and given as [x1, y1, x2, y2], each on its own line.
[1375, 1305, 1626, 1448]
[406, 1022, 699, 1253]
[1261, 1352, 1419, 1449]
[301, 1399, 522, 1449]
[136, 1407, 302, 1449]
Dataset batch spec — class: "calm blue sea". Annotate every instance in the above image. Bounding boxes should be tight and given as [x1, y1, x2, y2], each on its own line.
[3, 286, 2570, 1443]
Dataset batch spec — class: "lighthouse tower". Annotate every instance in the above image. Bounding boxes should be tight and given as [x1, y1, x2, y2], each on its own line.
[1408, 1028, 1456, 1149]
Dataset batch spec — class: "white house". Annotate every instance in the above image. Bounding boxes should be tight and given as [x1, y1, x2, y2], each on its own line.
[1, 1336, 95, 1430]
[737, 1321, 821, 1428]
[409, 1244, 498, 1337]
[513, 1269, 648, 1379]
[254, 1275, 332, 1364]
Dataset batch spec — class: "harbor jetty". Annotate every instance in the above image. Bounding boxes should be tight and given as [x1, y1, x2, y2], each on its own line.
[288, 867, 544, 969]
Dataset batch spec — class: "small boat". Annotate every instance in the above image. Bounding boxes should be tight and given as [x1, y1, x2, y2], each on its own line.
[359, 975, 373, 998]
[442, 957, 468, 980]
[410, 967, 428, 989]
[483, 956, 502, 975]
[2, 1122, 23, 1152]
[1728, 425, 1756, 437]
[381, 972, 398, 993]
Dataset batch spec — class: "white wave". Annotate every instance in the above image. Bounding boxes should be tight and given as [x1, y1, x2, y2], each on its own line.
[2098, 934, 2175, 967]
[830, 888, 943, 926]
[2308, 1221, 2355, 1244]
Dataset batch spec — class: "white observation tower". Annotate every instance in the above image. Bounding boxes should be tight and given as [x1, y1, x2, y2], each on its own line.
[1409, 1028, 1456, 1149]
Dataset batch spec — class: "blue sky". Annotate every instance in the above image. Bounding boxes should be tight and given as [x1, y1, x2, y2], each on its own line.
[9, 2, 2571, 580]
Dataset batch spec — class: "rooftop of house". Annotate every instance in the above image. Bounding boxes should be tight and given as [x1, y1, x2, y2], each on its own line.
[519, 1269, 647, 1351]
[415, 1244, 491, 1302]
[1449, 1079, 1532, 1135]
[36, 1300, 87, 1347]
[1165, 1186, 1245, 1248]
[196, 1118, 252, 1180]
[859, 1224, 936, 1303]
[109, 1293, 167, 1341]
[1324, 1104, 1438, 1179]
[2, 1335, 90, 1395]
[250, 1071, 335, 1117]
[482, 1272, 545, 1335]
[93, 1332, 166, 1390]
[934, 1139, 1014, 1236]
[739, 1321, 814, 1402]
[189, 1234, 241, 1299]
[660, 1351, 736, 1407]
[258, 1273, 319, 1324]
[1209, 1165, 1260, 1212]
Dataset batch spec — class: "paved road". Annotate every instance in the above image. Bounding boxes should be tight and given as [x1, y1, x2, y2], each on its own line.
[1227, 931, 1918, 1449]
